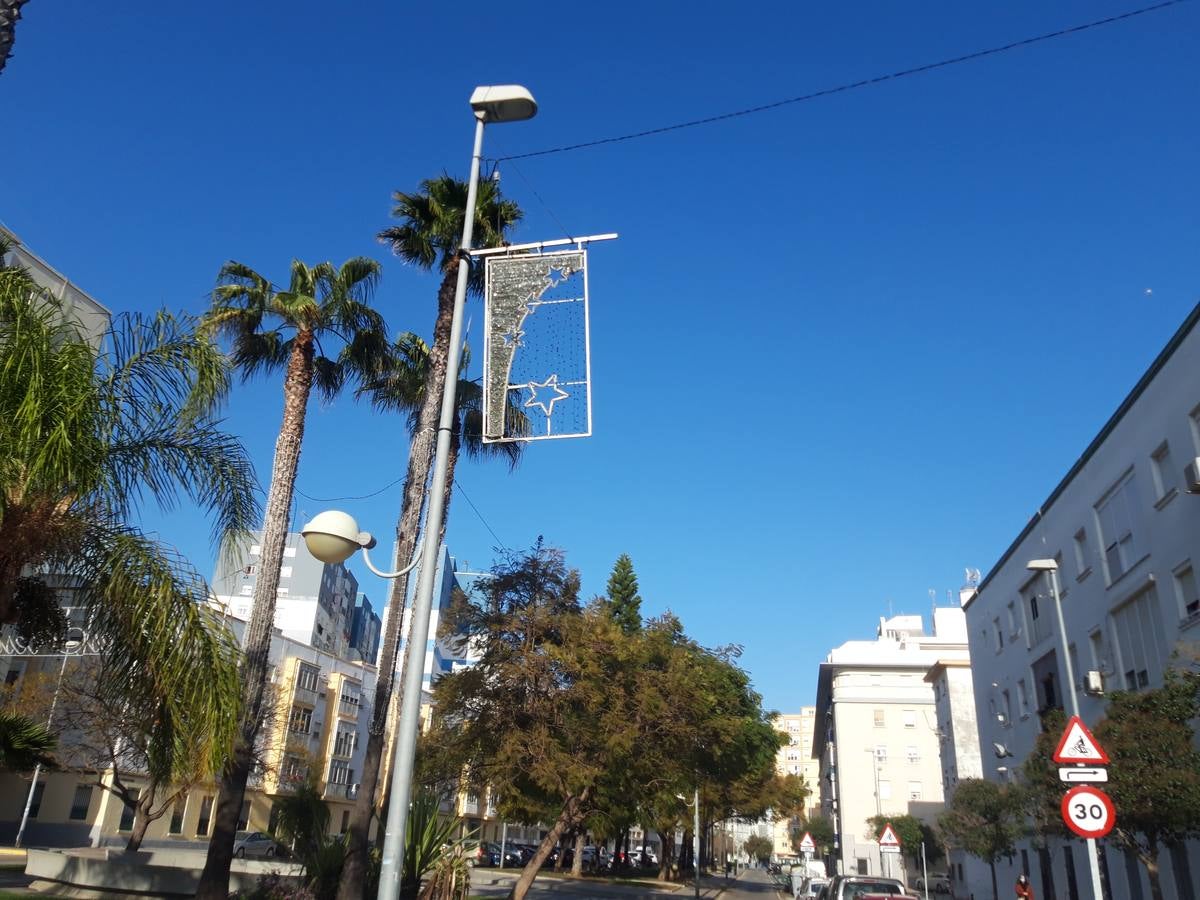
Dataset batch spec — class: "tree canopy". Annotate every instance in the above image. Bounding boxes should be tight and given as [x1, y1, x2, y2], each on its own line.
[937, 779, 1023, 900]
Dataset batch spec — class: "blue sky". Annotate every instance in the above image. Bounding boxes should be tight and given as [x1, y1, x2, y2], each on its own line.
[4, 1, 1198, 713]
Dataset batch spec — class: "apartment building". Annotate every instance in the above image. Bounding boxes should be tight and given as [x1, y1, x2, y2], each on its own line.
[211, 532, 359, 658]
[0, 623, 376, 846]
[813, 609, 969, 880]
[965, 302, 1200, 900]
[772, 708, 820, 860]
[0, 224, 110, 343]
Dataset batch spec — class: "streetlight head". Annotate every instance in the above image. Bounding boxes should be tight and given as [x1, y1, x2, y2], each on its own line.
[469, 85, 537, 122]
[1026, 558, 1058, 572]
[300, 510, 375, 564]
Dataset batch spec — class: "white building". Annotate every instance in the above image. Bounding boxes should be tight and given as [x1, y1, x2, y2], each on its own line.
[0, 225, 111, 343]
[924, 656, 990, 895]
[965, 302, 1200, 900]
[813, 608, 970, 881]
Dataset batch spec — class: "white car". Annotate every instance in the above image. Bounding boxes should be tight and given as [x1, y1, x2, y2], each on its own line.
[233, 830, 279, 859]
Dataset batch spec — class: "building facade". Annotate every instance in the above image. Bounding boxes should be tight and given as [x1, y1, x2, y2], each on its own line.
[772, 708, 821, 860]
[0, 225, 111, 343]
[964, 303, 1200, 900]
[813, 609, 969, 881]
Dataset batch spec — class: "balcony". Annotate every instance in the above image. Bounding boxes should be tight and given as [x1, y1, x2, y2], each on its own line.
[324, 782, 359, 801]
[337, 698, 361, 720]
[461, 796, 480, 816]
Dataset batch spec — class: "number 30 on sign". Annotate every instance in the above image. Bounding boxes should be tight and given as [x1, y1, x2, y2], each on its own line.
[1061, 785, 1116, 838]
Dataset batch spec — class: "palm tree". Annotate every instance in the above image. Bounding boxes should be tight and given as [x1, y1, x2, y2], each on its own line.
[336, 177, 521, 900]
[195, 257, 388, 900]
[0, 250, 255, 792]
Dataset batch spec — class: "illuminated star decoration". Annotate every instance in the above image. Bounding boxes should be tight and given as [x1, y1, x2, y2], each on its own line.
[501, 329, 524, 348]
[524, 374, 570, 417]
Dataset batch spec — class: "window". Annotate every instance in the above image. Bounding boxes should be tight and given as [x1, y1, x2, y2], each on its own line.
[874, 744, 888, 762]
[993, 618, 1004, 651]
[69, 784, 93, 821]
[1006, 602, 1018, 637]
[1017, 679, 1029, 718]
[119, 789, 140, 831]
[169, 796, 186, 834]
[329, 760, 353, 785]
[240, 585, 253, 596]
[1089, 629, 1107, 671]
[1173, 563, 1199, 620]
[908, 781, 922, 801]
[1069, 644, 1081, 693]
[1112, 587, 1165, 690]
[283, 546, 297, 558]
[873, 709, 885, 728]
[279, 566, 293, 578]
[1073, 528, 1092, 579]
[289, 706, 313, 734]
[340, 810, 350, 834]
[196, 796, 214, 836]
[334, 725, 358, 758]
[237, 799, 251, 830]
[878, 780, 892, 800]
[339, 681, 362, 715]
[5, 669, 20, 686]
[906, 746, 919, 764]
[243, 565, 256, 576]
[28, 782, 45, 818]
[1025, 584, 1053, 646]
[903, 710, 916, 728]
[1151, 442, 1177, 502]
[1001, 690, 1012, 726]
[1096, 473, 1140, 581]
[297, 663, 320, 692]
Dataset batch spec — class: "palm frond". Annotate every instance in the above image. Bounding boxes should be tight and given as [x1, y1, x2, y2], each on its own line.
[0, 710, 56, 772]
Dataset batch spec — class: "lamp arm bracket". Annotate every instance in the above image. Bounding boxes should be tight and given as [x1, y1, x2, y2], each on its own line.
[360, 541, 423, 581]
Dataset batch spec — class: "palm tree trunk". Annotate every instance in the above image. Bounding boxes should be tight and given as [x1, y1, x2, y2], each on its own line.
[196, 333, 315, 900]
[338, 265, 459, 900]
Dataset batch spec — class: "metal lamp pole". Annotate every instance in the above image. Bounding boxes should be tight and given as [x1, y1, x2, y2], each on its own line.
[375, 85, 536, 900]
[1030, 561, 1105, 900]
[15, 645, 75, 847]
[693, 786, 701, 899]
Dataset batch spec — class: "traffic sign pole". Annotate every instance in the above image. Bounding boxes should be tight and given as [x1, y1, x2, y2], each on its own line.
[1043, 566, 1106, 900]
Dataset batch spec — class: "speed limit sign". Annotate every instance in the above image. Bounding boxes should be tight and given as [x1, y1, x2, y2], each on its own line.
[1061, 785, 1116, 838]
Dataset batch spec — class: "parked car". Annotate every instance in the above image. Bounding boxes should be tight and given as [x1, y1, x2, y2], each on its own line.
[468, 842, 501, 867]
[817, 875, 909, 900]
[631, 846, 658, 866]
[797, 878, 827, 898]
[233, 831, 279, 859]
[579, 845, 608, 871]
[915, 875, 951, 893]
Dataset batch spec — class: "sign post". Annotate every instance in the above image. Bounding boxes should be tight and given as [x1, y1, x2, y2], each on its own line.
[1052, 714, 1113, 897]
[878, 823, 901, 879]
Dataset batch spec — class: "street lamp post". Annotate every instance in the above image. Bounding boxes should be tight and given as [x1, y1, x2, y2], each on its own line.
[1027, 558, 1104, 900]
[301, 82, 537, 900]
[15, 627, 85, 848]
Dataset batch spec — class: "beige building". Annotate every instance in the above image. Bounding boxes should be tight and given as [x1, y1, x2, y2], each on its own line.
[771, 708, 820, 860]
[813, 608, 969, 880]
[0, 620, 377, 848]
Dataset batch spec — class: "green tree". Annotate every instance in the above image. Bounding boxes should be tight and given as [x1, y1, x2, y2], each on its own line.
[1023, 674, 1200, 900]
[605, 554, 642, 634]
[743, 834, 774, 864]
[337, 176, 522, 900]
[794, 814, 836, 857]
[867, 813, 943, 870]
[937, 779, 1023, 900]
[0, 252, 252, 797]
[195, 257, 387, 900]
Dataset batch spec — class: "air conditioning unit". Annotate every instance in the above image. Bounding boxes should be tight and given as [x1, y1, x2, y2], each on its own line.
[1085, 670, 1104, 695]
[1184, 457, 1200, 494]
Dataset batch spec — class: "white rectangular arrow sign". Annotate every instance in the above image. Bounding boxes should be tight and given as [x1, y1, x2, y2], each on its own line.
[1059, 767, 1109, 783]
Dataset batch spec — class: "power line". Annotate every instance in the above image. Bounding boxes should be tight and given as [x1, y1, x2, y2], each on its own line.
[295, 475, 405, 503]
[453, 479, 509, 549]
[496, 0, 1187, 162]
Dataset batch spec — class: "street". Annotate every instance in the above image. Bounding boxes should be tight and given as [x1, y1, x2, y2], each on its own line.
[469, 866, 785, 900]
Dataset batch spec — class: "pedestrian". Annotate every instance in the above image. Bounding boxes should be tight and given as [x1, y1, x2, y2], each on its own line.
[1015, 874, 1035, 900]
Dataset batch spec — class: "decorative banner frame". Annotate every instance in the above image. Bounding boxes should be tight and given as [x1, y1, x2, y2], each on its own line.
[482, 248, 593, 443]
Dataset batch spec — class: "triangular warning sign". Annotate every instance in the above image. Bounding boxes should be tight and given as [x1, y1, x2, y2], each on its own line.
[799, 832, 815, 850]
[878, 823, 901, 847]
[1053, 715, 1109, 764]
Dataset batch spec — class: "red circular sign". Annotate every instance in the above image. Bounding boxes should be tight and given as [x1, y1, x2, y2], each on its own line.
[1061, 785, 1115, 838]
